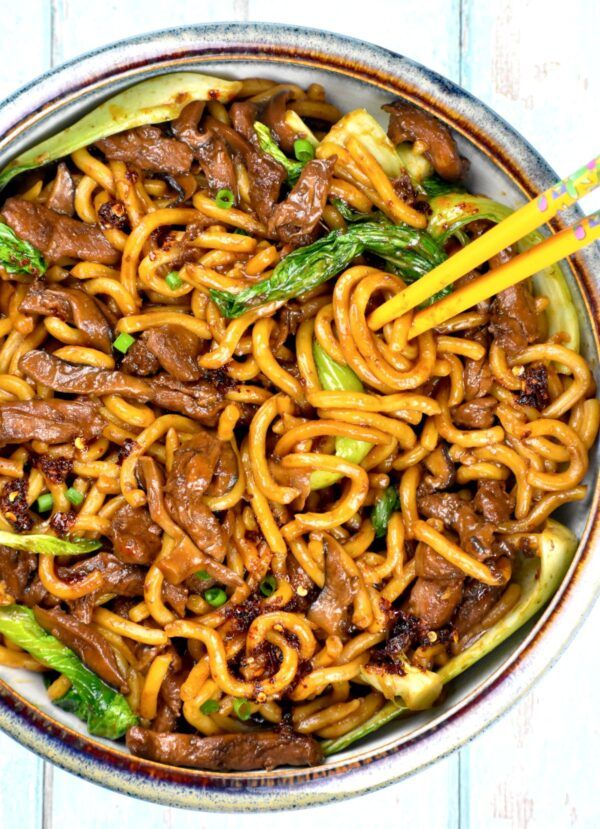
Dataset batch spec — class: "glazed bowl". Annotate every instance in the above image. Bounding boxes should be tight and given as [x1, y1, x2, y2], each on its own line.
[0, 22, 598, 812]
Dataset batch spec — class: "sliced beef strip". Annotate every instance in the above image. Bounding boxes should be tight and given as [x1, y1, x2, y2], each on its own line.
[0, 398, 105, 447]
[383, 100, 465, 181]
[171, 103, 237, 197]
[1, 197, 119, 264]
[308, 536, 357, 637]
[148, 373, 226, 426]
[262, 90, 297, 154]
[463, 329, 494, 401]
[143, 324, 201, 382]
[121, 337, 160, 376]
[109, 502, 162, 565]
[229, 100, 259, 142]
[126, 726, 323, 770]
[205, 441, 238, 497]
[451, 395, 497, 429]
[58, 553, 187, 621]
[165, 431, 227, 560]
[153, 667, 186, 732]
[204, 116, 287, 226]
[417, 443, 455, 495]
[452, 580, 503, 638]
[473, 480, 515, 525]
[489, 248, 539, 362]
[415, 542, 464, 581]
[267, 157, 335, 248]
[0, 547, 55, 608]
[33, 605, 128, 693]
[19, 282, 113, 353]
[406, 577, 463, 629]
[418, 492, 495, 560]
[46, 163, 75, 216]
[19, 351, 226, 425]
[95, 125, 193, 174]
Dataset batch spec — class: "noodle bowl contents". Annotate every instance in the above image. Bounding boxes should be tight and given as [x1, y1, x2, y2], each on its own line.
[0, 72, 595, 770]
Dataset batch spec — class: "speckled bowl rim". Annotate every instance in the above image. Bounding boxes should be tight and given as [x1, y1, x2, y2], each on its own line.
[0, 22, 598, 813]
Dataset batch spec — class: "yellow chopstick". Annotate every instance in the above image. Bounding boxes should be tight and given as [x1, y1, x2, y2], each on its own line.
[408, 209, 600, 339]
[368, 155, 600, 330]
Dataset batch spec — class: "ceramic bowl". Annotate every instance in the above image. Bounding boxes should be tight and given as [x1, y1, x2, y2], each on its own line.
[0, 22, 598, 812]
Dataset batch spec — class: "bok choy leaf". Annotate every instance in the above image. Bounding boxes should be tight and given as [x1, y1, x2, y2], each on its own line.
[0, 605, 137, 739]
[0, 72, 243, 190]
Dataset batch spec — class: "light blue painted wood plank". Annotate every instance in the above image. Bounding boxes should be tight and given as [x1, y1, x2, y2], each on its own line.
[249, 0, 462, 81]
[0, 2, 51, 823]
[49, 756, 458, 829]
[51, 0, 248, 64]
[461, 0, 600, 209]
[462, 602, 600, 828]
[0, 731, 45, 828]
[0, 0, 51, 101]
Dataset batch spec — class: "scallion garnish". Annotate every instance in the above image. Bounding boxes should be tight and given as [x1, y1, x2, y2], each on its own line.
[259, 575, 277, 597]
[65, 488, 84, 507]
[215, 188, 234, 209]
[204, 587, 227, 607]
[35, 493, 53, 513]
[293, 138, 315, 163]
[165, 270, 183, 290]
[112, 332, 135, 354]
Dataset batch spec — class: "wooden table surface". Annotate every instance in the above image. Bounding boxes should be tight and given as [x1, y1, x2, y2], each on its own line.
[0, 2, 598, 827]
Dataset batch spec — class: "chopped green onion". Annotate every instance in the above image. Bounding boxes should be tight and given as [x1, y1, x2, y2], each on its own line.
[293, 138, 315, 163]
[112, 332, 135, 354]
[232, 227, 249, 236]
[195, 570, 211, 580]
[165, 270, 183, 290]
[204, 587, 227, 607]
[232, 697, 252, 721]
[36, 493, 53, 513]
[259, 575, 277, 597]
[200, 699, 220, 715]
[215, 188, 234, 209]
[65, 488, 84, 507]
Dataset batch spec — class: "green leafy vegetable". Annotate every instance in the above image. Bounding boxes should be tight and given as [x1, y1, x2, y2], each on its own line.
[0, 530, 101, 556]
[371, 485, 401, 538]
[0, 72, 243, 190]
[332, 198, 387, 225]
[0, 605, 137, 738]
[395, 143, 434, 183]
[311, 342, 371, 490]
[320, 109, 403, 178]
[0, 224, 46, 276]
[210, 222, 446, 319]
[322, 519, 577, 755]
[421, 174, 464, 198]
[427, 193, 580, 355]
[253, 121, 303, 184]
